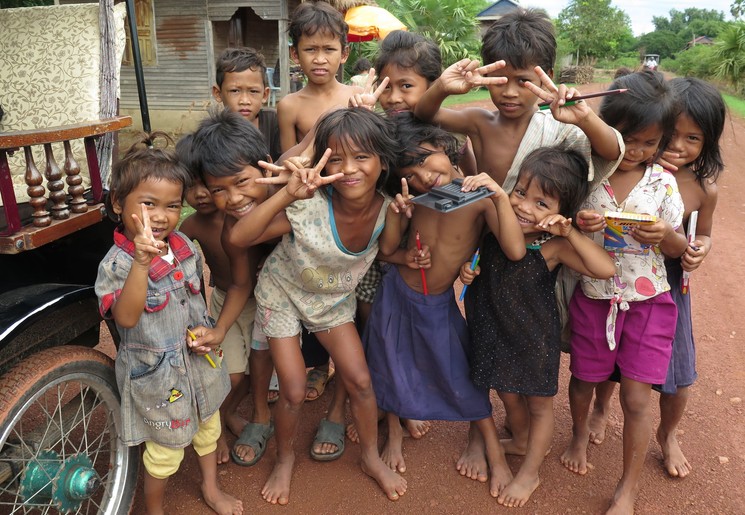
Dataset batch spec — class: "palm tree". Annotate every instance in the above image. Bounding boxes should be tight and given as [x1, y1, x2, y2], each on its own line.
[714, 22, 745, 92]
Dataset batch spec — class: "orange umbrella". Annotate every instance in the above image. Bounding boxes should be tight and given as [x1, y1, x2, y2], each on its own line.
[345, 5, 407, 42]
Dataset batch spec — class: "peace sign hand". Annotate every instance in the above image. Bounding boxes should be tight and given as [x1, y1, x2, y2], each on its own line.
[389, 177, 415, 219]
[284, 148, 343, 199]
[522, 66, 591, 124]
[439, 59, 507, 94]
[131, 203, 165, 267]
[349, 68, 389, 110]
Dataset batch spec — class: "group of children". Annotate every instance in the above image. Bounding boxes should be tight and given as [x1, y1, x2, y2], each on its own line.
[94, 2, 725, 514]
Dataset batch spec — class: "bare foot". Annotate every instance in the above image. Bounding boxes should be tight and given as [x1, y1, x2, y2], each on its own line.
[588, 407, 609, 445]
[560, 434, 589, 475]
[456, 437, 488, 482]
[500, 437, 527, 456]
[606, 489, 636, 515]
[215, 433, 231, 465]
[202, 483, 244, 515]
[402, 418, 431, 439]
[382, 426, 406, 473]
[498, 475, 540, 508]
[225, 413, 248, 439]
[656, 427, 691, 478]
[346, 422, 359, 443]
[261, 456, 294, 505]
[361, 457, 407, 501]
[486, 453, 513, 498]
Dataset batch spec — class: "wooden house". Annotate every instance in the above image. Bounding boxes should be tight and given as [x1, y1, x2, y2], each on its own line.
[476, 0, 520, 35]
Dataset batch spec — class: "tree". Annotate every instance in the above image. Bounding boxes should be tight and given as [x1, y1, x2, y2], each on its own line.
[713, 22, 745, 92]
[636, 30, 685, 60]
[378, 0, 487, 67]
[556, 0, 632, 64]
[732, 0, 745, 19]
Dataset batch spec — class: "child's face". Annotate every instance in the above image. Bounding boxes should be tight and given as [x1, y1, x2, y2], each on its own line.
[398, 143, 456, 193]
[213, 68, 269, 124]
[185, 178, 217, 215]
[486, 63, 543, 118]
[113, 178, 183, 243]
[619, 123, 664, 172]
[666, 113, 704, 170]
[378, 64, 430, 114]
[203, 165, 269, 220]
[292, 31, 349, 85]
[509, 177, 560, 235]
[325, 136, 382, 199]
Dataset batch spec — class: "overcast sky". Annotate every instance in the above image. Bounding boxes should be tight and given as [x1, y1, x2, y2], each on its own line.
[520, 0, 733, 36]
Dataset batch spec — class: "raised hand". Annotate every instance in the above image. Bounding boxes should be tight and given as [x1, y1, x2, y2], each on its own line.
[258, 155, 311, 182]
[131, 203, 164, 267]
[349, 68, 390, 110]
[280, 148, 342, 199]
[438, 59, 507, 95]
[522, 66, 591, 124]
[536, 213, 574, 237]
[460, 172, 506, 198]
[389, 177, 415, 219]
[576, 209, 606, 233]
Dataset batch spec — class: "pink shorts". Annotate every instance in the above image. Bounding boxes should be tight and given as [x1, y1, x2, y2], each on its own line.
[569, 288, 676, 384]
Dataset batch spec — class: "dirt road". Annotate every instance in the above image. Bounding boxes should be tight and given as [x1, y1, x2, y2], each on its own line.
[129, 85, 745, 514]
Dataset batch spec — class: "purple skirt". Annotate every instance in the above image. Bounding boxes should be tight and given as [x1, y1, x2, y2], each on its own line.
[655, 259, 697, 394]
[363, 266, 492, 421]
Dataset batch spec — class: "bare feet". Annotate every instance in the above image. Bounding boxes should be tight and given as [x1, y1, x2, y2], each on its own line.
[486, 452, 513, 498]
[606, 488, 636, 515]
[261, 456, 294, 505]
[500, 437, 527, 456]
[656, 427, 692, 478]
[588, 407, 609, 445]
[498, 475, 540, 508]
[456, 435, 488, 482]
[346, 422, 359, 443]
[202, 483, 244, 515]
[402, 418, 431, 439]
[560, 434, 589, 475]
[215, 434, 231, 465]
[382, 422, 406, 473]
[360, 457, 408, 501]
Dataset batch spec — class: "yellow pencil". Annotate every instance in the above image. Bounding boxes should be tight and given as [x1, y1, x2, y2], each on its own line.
[187, 327, 217, 368]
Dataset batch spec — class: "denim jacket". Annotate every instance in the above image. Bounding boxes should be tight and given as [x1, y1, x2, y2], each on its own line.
[95, 228, 229, 448]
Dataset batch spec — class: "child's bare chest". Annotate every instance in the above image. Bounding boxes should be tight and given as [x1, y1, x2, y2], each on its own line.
[476, 133, 521, 187]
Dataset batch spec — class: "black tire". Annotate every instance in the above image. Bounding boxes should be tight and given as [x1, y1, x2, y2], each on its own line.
[0, 346, 139, 514]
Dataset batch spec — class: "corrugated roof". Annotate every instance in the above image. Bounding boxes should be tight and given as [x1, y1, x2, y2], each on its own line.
[477, 0, 520, 19]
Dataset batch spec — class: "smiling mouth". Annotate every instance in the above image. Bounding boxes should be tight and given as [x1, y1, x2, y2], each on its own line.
[516, 214, 533, 225]
[229, 202, 254, 216]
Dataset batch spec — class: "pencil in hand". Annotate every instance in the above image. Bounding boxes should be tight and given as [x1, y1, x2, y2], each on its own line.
[416, 230, 429, 295]
[538, 88, 628, 110]
[459, 248, 480, 302]
[187, 326, 217, 368]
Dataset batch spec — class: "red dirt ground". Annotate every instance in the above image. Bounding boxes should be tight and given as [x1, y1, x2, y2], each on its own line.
[124, 83, 745, 514]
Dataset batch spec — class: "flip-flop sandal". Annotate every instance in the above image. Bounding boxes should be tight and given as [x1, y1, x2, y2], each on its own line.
[305, 367, 335, 402]
[310, 418, 345, 462]
[231, 422, 274, 467]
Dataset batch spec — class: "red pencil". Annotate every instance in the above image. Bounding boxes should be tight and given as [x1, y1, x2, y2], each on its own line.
[538, 88, 628, 109]
[416, 230, 429, 295]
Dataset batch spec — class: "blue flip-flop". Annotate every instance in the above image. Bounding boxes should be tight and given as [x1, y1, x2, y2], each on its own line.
[231, 422, 274, 467]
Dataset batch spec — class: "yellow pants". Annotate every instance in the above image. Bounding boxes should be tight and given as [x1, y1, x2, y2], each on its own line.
[143, 413, 221, 479]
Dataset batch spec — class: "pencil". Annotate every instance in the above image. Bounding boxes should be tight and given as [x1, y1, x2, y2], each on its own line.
[459, 248, 480, 302]
[538, 88, 628, 110]
[416, 231, 429, 295]
[187, 327, 217, 368]
[681, 211, 698, 295]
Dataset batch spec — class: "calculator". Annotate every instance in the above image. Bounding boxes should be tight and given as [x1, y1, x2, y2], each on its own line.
[410, 178, 495, 213]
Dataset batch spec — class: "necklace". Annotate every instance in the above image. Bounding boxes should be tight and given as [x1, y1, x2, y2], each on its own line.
[526, 233, 554, 250]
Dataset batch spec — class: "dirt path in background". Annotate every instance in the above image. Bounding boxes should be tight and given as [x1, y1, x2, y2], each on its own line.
[122, 83, 745, 514]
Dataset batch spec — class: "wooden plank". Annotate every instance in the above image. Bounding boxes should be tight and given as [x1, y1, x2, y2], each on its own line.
[0, 205, 104, 254]
[0, 117, 132, 151]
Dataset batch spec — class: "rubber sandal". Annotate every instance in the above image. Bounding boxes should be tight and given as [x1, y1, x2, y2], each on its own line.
[230, 422, 274, 467]
[305, 367, 335, 402]
[310, 418, 345, 462]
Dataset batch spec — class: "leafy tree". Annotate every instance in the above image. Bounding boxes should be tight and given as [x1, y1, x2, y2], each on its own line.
[713, 22, 745, 92]
[636, 30, 685, 60]
[666, 44, 718, 79]
[556, 0, 632, 64]
[378, 0, 488, 67]
[732, 0, 745, 19]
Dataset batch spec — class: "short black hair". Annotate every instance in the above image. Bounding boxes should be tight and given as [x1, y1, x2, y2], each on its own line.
[289, 1, 348, 48]
[481, 8, 556, 73]
[312, 108, 399, 194]
[669, 77, 725, 184]
[600, 70, 679, 161]
[517, 147, 590, 218]
[191, 108, 269, 179]
[215, 47, 267, 88]
[390, 112, 459, 170]
[353, 58, 371, 75]
[374, 30, 442, 85]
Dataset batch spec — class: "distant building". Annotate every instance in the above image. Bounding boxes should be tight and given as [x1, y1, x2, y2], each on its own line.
[476, 0, 520, 35]
[686, 35, 714, 49]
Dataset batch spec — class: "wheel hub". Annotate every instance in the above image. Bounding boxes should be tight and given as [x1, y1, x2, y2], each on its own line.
[19, 451, 101, 513]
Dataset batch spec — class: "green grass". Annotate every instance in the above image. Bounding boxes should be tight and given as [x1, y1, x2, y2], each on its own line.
[441, 89, 491, 107]
[178, 205, 195, 228]
[723, 93, 745, 119]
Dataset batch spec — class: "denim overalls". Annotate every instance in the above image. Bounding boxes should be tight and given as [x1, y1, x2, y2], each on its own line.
[95, 229, 230, 448]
